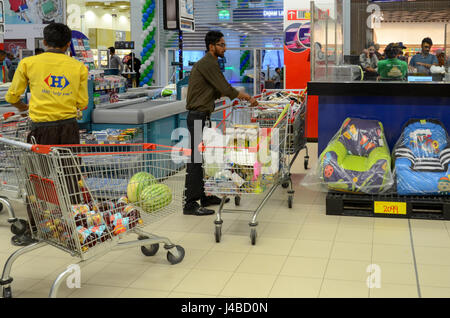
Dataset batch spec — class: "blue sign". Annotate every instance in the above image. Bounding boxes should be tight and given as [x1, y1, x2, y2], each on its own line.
[233, 8, 284, 21]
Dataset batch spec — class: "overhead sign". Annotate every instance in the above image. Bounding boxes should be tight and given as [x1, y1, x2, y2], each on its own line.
[163, 0, 194, 32]
[179, 0, 194, 32]
[233, 8, 284, 21]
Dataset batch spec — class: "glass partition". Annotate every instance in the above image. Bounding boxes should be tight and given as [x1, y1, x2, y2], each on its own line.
[311, 0, 450, 82]
[311, 0, 346, 81]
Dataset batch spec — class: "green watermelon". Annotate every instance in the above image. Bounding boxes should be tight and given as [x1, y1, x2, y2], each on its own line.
[127, 172, 157, 203]
[139, 183, 173, 213]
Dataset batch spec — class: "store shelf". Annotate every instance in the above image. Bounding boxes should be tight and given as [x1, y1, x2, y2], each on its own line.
[326, 192, 450, 220]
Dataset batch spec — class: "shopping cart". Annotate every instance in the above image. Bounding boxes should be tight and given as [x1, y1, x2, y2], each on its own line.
[0, 112, 31, 239]
[201, 102, 297, 245]
[0, 137, 187, 298]
[256, 88, 309, 169]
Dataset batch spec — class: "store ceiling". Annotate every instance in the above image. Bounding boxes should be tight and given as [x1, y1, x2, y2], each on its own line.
[85, 1, 130, 10]
[371, 0, 450, 22]
[381, 9, 450, 22]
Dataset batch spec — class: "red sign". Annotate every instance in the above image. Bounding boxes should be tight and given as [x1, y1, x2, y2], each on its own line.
[287, 10, 311, 21]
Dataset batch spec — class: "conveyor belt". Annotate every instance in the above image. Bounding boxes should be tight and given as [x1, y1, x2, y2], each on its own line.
[92, 99, 187, 124]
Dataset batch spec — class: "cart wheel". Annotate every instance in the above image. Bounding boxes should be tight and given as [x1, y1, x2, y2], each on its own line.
[304, 157, 309, 170]
[288, 195, 293, 209]
[250, 228, 257, 245]
[282, 182, 290, 189]
[138, 235, 159, 256]
[167, 245, 185, 265]
[215, 226, 222, 243]
[234, 196, 241, 206]
[141, 244, 160, 256]
[10, 219, 28, 236]
[3, 287, 12, 298]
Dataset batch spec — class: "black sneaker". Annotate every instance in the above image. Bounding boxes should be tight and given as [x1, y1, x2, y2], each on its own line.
[183, 206, 215, 216]
[201, 196, 230, 207]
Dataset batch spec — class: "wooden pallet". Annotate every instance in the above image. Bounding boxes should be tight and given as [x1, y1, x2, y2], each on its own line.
[326, 192, 450, 220]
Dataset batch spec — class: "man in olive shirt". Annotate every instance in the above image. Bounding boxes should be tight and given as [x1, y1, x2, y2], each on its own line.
[184, 30, 258, 216]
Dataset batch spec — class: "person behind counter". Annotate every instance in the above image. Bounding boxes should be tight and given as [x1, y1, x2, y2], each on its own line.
[273, 67, 282, 89]
[108, 46, 124, 74]
[5, 23, 89, 245]
[377, 43, 408, 81]
[360, 44, 379, 80]
[183, 30, 258, 216]
[409, 37, 438, 75]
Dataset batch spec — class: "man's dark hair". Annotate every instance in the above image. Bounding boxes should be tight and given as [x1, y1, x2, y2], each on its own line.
[422, 37, 433, 47]
[384, 43, 398, 59]
[205, 31, 224, 51]
[275, 67, 280, 72]
[0, 50, 6, 56]
[43, 23, 72, 48]
[35, 48, 45, 55]
[108, 47, 115, 54]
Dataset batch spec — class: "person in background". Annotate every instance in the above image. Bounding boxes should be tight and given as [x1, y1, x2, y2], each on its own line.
[360, 43, 378, 80]
[374, 43, 383, 61]
[272, 67, 282, 89]
[435, 49, 449, 68]
[108, 46, 123, 73]
[125, 52, 142, 86]
[0, 50, 10, 83]
[395, 42, 408, 63]
[409, 37, 438, 75]
[183, 30, 258, 216]
[34, 48, 45, 55]
[5, 23, 88, 245]
[6, 53, 18, 81]
[377, 43, 408, 81]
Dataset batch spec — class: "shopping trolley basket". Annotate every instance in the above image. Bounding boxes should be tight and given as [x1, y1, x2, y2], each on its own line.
[201, 103, 295, 245]
[256, 88, 309, 169]
[0, 112, 31, 240]
[0, 137, 188, 298]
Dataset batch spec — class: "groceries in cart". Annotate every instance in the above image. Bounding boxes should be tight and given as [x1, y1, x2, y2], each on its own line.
[259, 89, 306, 105]
[203, 123, 279, 195]
[301, 117, 394, 194]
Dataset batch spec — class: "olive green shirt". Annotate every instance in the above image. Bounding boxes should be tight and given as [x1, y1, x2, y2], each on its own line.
[186, 52, 239, 114]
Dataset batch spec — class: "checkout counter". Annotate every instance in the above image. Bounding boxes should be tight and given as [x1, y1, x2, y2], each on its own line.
[308, 80, 450, 155]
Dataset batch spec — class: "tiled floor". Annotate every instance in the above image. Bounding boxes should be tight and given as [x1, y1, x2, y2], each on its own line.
[1, 143, 450, 298]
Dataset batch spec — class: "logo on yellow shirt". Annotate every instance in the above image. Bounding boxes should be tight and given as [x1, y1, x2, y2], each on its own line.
[44, 74, 70, 90]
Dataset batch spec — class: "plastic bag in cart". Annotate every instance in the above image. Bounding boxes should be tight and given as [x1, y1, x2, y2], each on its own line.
[301, 117, 395, 194]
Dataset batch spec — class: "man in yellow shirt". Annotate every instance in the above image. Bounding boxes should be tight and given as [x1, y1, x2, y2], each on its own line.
[5, 23, 88, 245]
[6, 23, 88, 143]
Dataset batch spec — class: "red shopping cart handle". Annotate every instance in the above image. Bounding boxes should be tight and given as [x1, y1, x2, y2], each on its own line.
[3, 112, 15, 120]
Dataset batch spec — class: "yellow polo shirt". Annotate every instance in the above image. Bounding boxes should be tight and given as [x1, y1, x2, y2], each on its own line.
[5, 52, 89, 122]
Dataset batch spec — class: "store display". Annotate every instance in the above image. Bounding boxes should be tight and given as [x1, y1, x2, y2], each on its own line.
[393, 119, 450, 195]
[70, 31, 95, 71]
[89, 71, 127, 106]
[304, 118, 393, 194]
[80, 128, 143, 144]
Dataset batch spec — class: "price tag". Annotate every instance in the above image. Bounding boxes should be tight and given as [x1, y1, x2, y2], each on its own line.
[374, 201, 407, 215]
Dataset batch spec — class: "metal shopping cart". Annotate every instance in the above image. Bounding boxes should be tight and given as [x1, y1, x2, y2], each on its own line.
[0, 112, 31, 239]
[202, 102, 299, 245]
[0, 138, 187, 298]
[256, 88, 309, 170]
